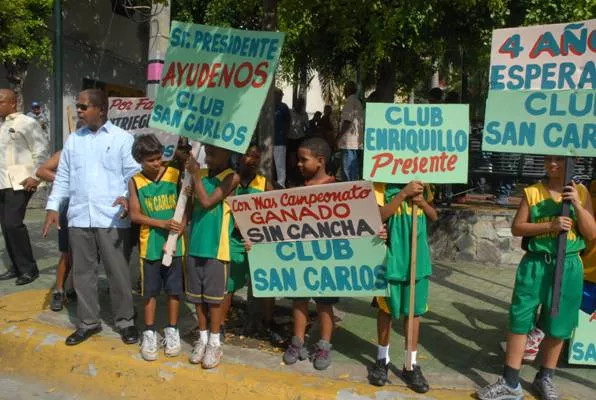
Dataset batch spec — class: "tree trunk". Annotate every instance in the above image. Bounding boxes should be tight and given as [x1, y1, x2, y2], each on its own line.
[298, 60, 307, 107]
[375, 59, 397, 103]
[4, 61, 28, 111]
[257, 0, 277, 181]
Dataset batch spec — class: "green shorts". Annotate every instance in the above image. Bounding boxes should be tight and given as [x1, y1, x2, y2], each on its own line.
[509, 252, 583, 339]
[227, 251, 249, 293]
[374, 278, 429, 318]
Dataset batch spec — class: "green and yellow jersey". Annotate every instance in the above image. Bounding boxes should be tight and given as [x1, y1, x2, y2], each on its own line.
[374, 183, 433, 282]
[581, 180, 596, 283]
[132, 166, 184, 261]
[524, 182, 589, 255]
[189, 168, 235, 262]
[230, 174, 267, 258]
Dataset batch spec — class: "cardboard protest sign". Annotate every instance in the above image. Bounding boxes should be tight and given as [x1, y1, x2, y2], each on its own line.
[227, 181, 382, 244]
[363, 104, 469, 183]
[568, 310, 596, 366]
[108, 97, 179, 160]
[149, 21, 285, 153]
[483, 19, 596, 156]
[248, 237, 388, 297]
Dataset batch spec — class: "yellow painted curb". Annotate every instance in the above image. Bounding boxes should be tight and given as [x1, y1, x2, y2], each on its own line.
[0, 290, 480, 399]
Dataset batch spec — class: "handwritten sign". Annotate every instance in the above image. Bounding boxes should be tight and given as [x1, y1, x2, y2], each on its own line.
[568, 309, 596, 366]
[227, 181, 382, 244]
[149, 22, 285, 154]
[483, 19, 596, 156]
[108, 97, 179, 160]
[363, 104, 469, 183]
[248, 238, 388, 297]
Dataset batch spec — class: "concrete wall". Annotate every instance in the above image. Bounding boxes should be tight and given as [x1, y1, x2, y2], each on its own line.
[0, 0, 149, 148]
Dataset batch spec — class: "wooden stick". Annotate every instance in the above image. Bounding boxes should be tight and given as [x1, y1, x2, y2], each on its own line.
[551, 157, 575, 316]
[162, 143, 202, 266]
[66, 105, 75, 133]
[405, 202, 418, 371]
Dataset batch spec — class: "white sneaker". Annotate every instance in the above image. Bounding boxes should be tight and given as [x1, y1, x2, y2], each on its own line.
[202, 343, 222, 369]
[162, 327, 182, 357]
[140, 330, 158, 361]
[189, 339, 207, 364]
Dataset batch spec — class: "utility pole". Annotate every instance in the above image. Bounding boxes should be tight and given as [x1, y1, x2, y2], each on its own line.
[146, 2, 170, 99]
[257, 0, 277, 180]
[53, 0, 63, 151]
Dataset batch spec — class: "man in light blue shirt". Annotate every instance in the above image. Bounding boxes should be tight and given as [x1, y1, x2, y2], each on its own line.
[44, 89, 141, 346]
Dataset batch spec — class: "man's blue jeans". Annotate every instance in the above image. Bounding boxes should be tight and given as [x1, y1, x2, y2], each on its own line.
[341, 149, 360, 181]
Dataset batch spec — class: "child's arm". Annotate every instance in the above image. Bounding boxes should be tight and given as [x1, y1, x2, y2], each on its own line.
[127, 180, 184, 234]
[378, 181, 423, 222]
[564, 181, 596, 241]
[511, 193, 573, 237]
[192, 170, 240, 210]
[36, 151, 61, 182]
[413, 194, 438, 222]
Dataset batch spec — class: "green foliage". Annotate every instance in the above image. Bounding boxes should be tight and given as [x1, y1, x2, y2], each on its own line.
[523, 0, 595, 25]
[0, 0, 53, 69]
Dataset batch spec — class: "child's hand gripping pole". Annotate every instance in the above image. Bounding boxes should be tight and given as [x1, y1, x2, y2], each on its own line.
[405, 203, 418, 371]
[551, 157, 575, 317]
[162, 143, 202, 267]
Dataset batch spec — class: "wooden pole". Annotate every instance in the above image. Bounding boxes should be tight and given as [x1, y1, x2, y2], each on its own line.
[551, 157, 575, 316]
[405, 202, 418, 371]
[162, 143, 202, 266]
[66, 105, 75, 133]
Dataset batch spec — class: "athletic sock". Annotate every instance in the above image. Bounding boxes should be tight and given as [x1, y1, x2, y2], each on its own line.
[404, 350, 417, 366]
[377, 345, 390, 364]
[209, 332, 221, 346]
[537, 366, 555, 379]
[166, 324, 178, 329]
[144, 324, 155, 332]
[199, 330, 208, 343]
[503, 365, 520, 388]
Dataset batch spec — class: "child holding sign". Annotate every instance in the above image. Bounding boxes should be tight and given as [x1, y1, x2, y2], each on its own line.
[128, 134, 186, 361]
[186, 144, 239, 369]
[223, 144, 279, 340]
[477, 156, 595, 400]
[368, 181, 437, 393]
[283, 137, 338, 370]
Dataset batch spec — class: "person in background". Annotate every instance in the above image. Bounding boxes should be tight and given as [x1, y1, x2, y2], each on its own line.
[0, 89, 49, 285]
[337, 81, 364, 182]
[273, 88, 291, 188]
[26, 101, 49, 135]
[287, 97, 309, 187]
[308, 111, 322, 138]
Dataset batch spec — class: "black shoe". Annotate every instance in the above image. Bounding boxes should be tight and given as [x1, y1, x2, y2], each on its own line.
[120, 326, 139, 344]
[65, 327, 102, 346]
[369, 358, 389, 387]
[0, 270, 17, 280]
[66, 289, 77, 300]
[15, 272, 39, 286]
[402, 364, 430, 393]
[50, 291, 65, 312]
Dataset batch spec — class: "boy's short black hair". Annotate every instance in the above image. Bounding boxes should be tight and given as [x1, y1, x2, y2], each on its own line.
[132, 134, 164, 163]
[299, 137, 331, 163]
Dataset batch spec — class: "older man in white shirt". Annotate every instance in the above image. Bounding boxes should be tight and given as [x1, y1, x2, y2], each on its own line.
[44, 88, 141, 346]
[0, 89, 49, 285]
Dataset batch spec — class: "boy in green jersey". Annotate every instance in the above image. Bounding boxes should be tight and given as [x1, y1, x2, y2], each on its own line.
[186, 144, 239, 369]
[128, 134, 186, 362]
[223, 144, 280, 341]
[368, 181, 438, 393]
[477, 156, 595, 400]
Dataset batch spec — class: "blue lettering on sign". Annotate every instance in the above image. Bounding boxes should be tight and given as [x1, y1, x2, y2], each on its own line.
[304, 267, 319, 290]
[490, 65, 506, 90]
[571, 342, 596, 362]
[484, 121, 536, 147]
[374, 265, 388, 289]
[163, 145, 175, 158]
[335, 266, 352, 291]
[320, 267, 337, 291]
[253, 268, 268, 291]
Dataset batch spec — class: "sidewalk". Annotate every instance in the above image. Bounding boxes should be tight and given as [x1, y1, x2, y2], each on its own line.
[0, 210, 594, 399]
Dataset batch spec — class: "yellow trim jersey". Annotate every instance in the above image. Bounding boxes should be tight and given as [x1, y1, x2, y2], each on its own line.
[524, 182, 589, 255]
[189, 168, 235, 262]
[374, 183, 433, 281]
[230, 174, 267, 258]
[132, 166, 184, 260]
